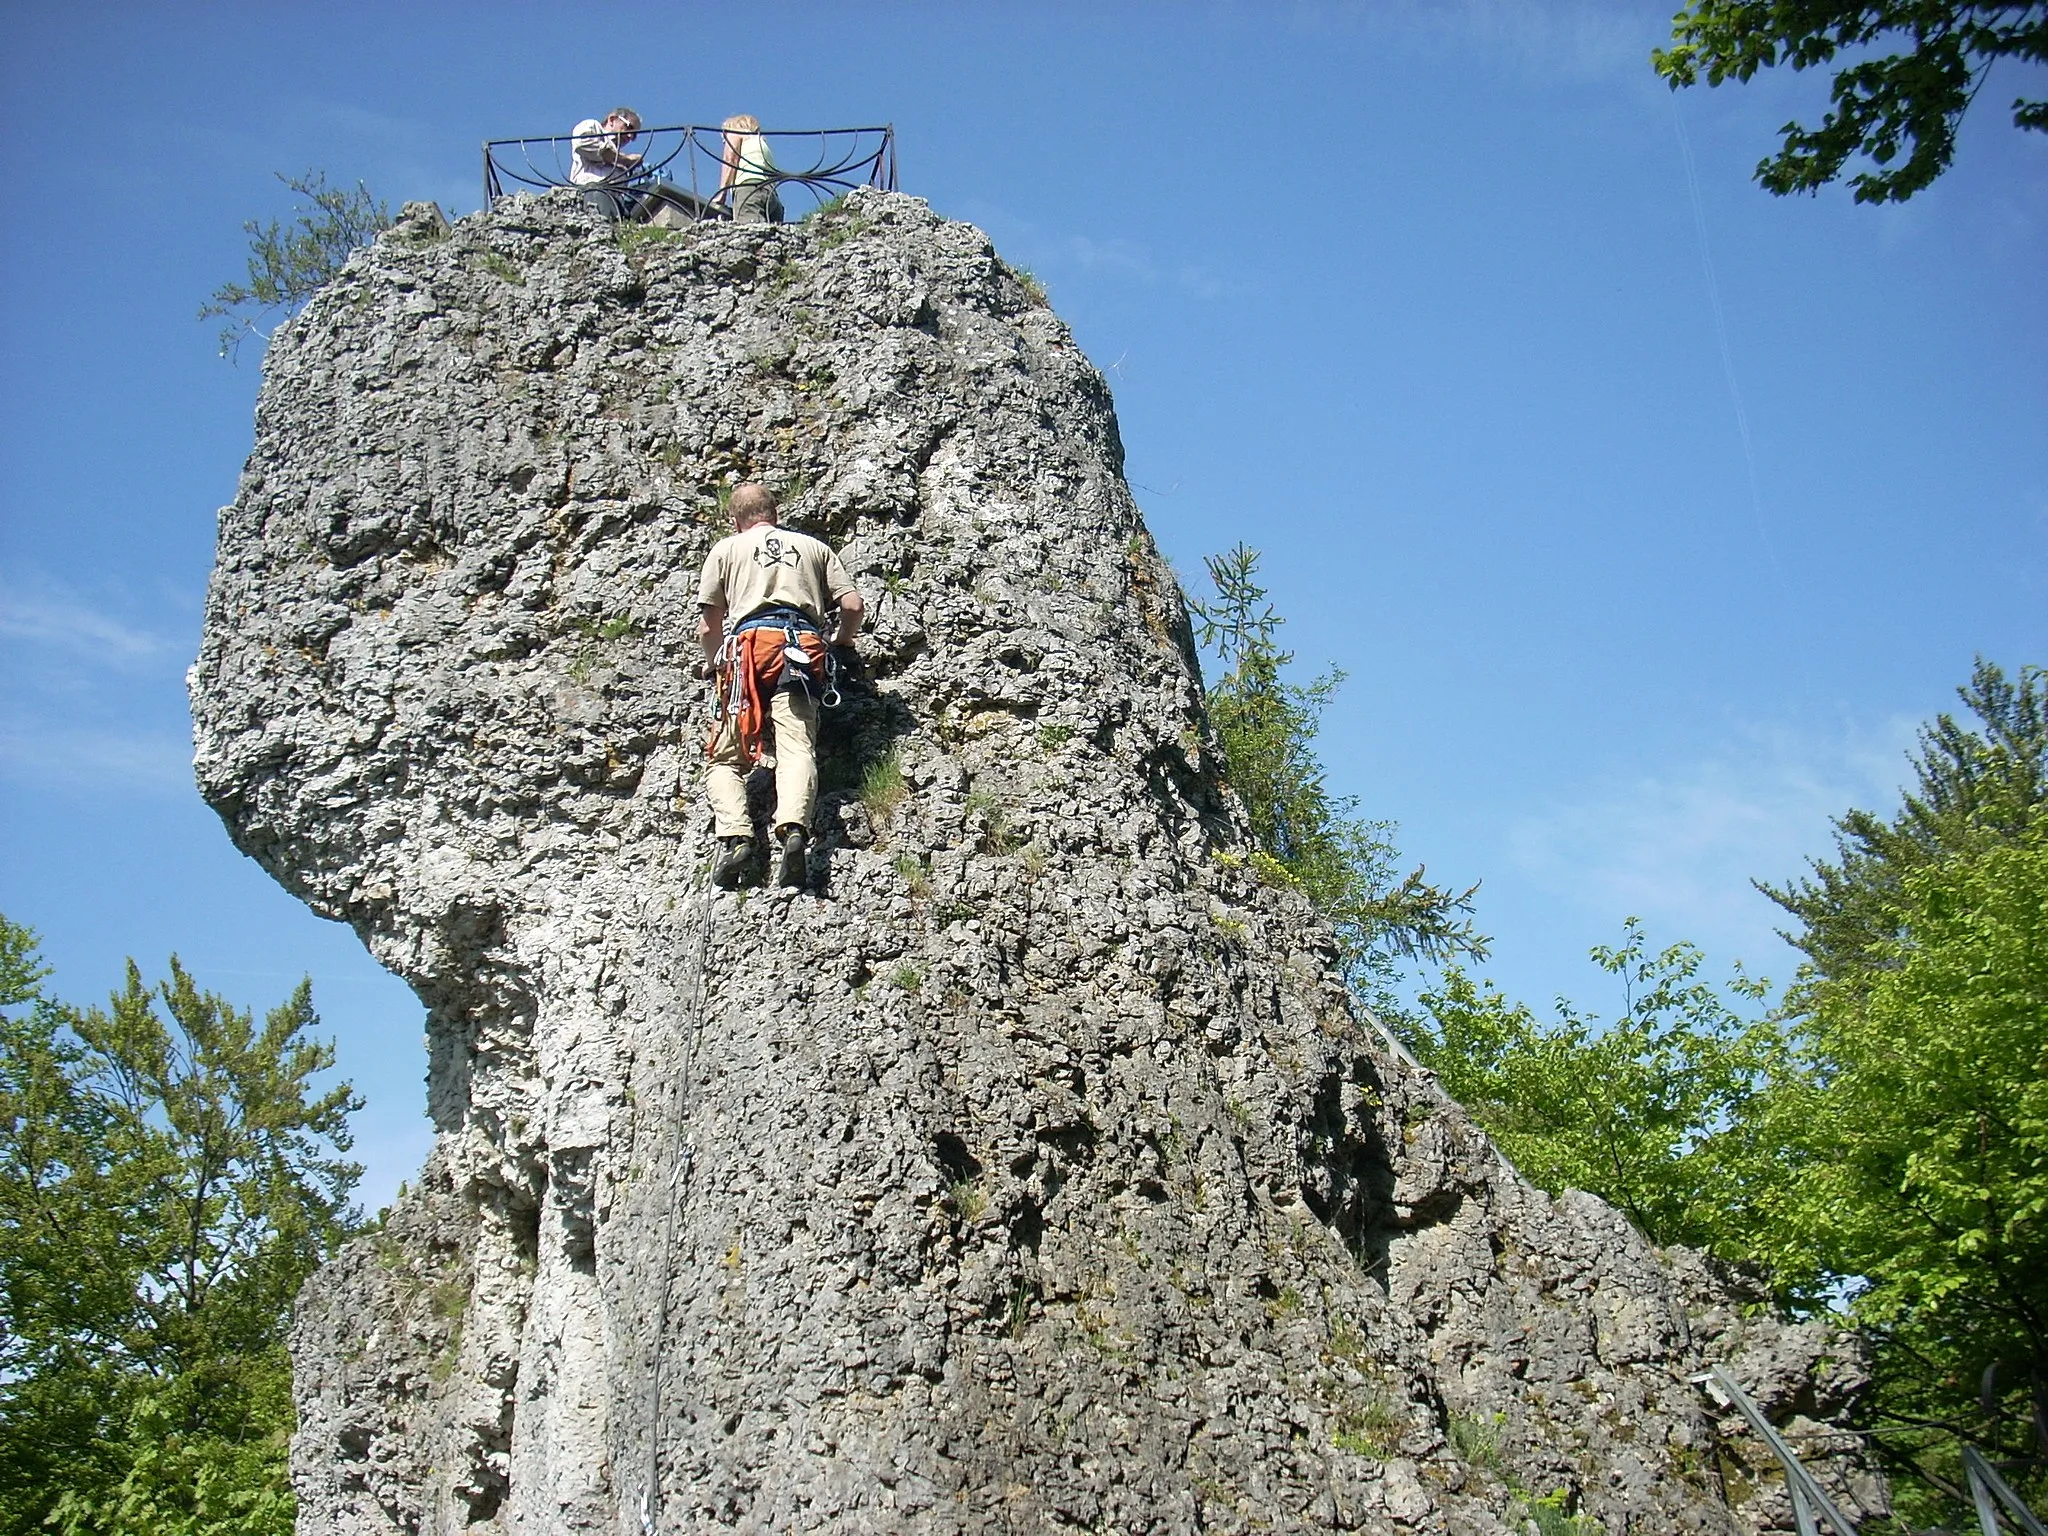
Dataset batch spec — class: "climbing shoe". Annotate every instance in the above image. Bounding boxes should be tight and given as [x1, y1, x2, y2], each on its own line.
[712, 836, 753, 889]
[775, 826, 808, 889]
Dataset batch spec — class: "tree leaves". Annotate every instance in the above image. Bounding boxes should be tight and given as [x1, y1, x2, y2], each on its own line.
[1414, 920, 1789, 1255]
[1764, 660, 2046, 980]
[0, 917, 361, 1534]
[1654, 1, 2048, 202]
[1191, 544, 1485, 1006]
[1769, 824, 2048, 1511]
[1407, 661, 2048, 1522]
[198, 170, 392, 360]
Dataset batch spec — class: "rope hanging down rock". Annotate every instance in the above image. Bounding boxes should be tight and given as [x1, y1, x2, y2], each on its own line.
[637, 869, 717, 1535]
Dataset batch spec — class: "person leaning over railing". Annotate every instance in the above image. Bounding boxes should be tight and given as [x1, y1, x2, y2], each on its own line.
[569, 107, 645, 219]
[718, 115, 783, 224]
[570, 106, 711, 225]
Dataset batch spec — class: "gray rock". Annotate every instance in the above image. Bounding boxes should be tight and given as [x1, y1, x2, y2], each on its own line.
[191, 188, 1884, 1534]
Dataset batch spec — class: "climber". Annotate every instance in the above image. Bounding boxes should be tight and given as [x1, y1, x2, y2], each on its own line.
[696, 484, 862, 889]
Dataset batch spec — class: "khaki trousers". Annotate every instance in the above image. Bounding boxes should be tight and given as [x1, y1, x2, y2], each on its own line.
[706, 685, 818, 839]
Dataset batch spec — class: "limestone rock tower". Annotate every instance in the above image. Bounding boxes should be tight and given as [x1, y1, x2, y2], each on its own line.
[191, 190, 1881, 1535]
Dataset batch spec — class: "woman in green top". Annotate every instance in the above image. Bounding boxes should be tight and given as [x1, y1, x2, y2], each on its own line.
[718, 114, 783, 224]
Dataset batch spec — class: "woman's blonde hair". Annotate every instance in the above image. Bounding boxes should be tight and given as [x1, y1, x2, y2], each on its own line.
[722, 114, 760, 133]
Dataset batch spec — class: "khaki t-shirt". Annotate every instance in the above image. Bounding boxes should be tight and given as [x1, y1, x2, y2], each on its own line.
[697, 522, 857, 629]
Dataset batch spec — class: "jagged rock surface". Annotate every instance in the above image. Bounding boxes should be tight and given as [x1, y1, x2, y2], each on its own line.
[190, 190, 1884, 1535]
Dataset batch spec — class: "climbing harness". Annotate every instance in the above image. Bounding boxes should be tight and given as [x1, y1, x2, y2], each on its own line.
[704, 606, 842, 766]
[637, 869, 717, 1534]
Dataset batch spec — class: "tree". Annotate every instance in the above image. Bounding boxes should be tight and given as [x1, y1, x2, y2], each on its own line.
[1408, 662, 2048, 1524]
[1413, 921, 1788, 1254]
[199, 170, 392, 360]
[1654, 2, 2048, 202]
[1760, 821, 2048, 1520]
[1764, 659, 2046, 981]
[1190, 544, 1485, 1006]
[0, 914, 362, 1535]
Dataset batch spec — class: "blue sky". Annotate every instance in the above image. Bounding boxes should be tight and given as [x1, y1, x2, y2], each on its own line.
[3, 1, 2043, 1208]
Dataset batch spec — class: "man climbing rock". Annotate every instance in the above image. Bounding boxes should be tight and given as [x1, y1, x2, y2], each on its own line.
[697, 484, 863, 889]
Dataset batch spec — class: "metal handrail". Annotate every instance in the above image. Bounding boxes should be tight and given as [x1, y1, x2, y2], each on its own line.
[1698, 1365, 1862, 1536]
[1964, 1444, 2047, 1536]
[481, 123, 896, 219]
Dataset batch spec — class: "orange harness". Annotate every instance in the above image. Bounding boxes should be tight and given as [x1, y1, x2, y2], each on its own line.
[707, 623, 830, 766]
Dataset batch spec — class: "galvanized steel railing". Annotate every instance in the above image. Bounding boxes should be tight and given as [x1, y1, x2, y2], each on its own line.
[1700, 1365, 1863, 1536]
[1698, 1366, 2046, 1536]
[1964, 1443, 2047, 1536]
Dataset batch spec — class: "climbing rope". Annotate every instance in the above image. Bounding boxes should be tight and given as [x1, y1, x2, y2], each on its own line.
[637, 864, 718, 1535]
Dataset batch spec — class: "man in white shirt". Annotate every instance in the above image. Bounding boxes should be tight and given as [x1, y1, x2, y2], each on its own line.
[696, 484, 863, 888]
[569, 107, 714, 225]
[569, 107, 644, 189]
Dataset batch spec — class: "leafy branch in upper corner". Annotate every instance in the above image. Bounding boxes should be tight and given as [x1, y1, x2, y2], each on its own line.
[1654, 1, 2047, 203]
[1191, 543, 1485, 1008]
[200, 171, 392, 360]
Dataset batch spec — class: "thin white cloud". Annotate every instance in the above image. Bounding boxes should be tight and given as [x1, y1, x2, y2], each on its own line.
[1506, 717, 1918, 968]
[1063, 235, 1241, 301]
[0, 723, 191, 793]
[0, 581, 174, 668]
[954, 199, 1244, 304]
[1279, 0, 1654, 85]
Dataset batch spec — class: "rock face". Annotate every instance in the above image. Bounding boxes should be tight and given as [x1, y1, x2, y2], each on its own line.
[191, 190, 1883, 1535]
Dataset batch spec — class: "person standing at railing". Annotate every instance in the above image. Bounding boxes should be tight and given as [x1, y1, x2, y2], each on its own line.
[718, 115, 784, 224]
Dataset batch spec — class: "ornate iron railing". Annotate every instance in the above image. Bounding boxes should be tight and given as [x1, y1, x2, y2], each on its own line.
[482, 124, 897, 222]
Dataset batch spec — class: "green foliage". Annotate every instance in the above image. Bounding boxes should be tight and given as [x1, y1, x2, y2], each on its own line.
[0, 915, 361, 1533]
[1191, 544, 1484, 1004]
[615, 222, 676, 254]
[476, 251, 525, 286]
[1764, 659, 2045, 981]
[1763, 821, 2048, 1521]
[1410, 661, 2048, 1522]
[811, 202, 873, 250]
[1654, 1, 2048, 202]
[47, 1362, 295, 1536]
[895, 852, 931, 898]
[1448, 1412, 1506, 1473]
[1518, 1489, 1600, 1536]
[1415, 920, 1785, 1252]
[199, 171, 392, 359]
[1037, 722, 1074, 752]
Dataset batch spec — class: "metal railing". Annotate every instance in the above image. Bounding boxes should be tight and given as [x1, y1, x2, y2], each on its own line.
[482, 123, 896, 222]
[1965, 1444, 2048, 1536]
[1698, 1366, 2046, 1536]
[1700, 1365, 1863, 1536]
